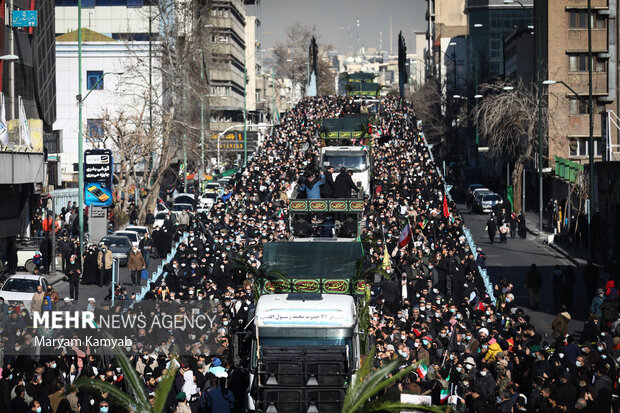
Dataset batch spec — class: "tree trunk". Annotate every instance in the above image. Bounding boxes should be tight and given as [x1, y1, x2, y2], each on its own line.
[512, 162, 524, 213]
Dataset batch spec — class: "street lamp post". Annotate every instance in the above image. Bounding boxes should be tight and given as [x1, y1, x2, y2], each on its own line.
[503, 0, 544, 234]
[543, 78, 593, 257]
[216, 124, 243, 167]
[76, 70, 124, 259]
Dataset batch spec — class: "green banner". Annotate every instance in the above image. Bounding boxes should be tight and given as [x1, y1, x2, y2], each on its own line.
[507, 185, 514, 211]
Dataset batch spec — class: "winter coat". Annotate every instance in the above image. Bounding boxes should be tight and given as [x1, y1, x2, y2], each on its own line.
[483, 342, 503, 361]
[552, 312, 571, 339]
[333, 173, 359, 198]
[591, 295, 605, 318]
[128, 250, 146, 271]
[97, 249, 113, 270]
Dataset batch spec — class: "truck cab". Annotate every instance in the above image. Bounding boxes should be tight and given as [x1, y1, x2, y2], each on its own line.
[320, 146, 370, 195]
[250, 293, 359, 413]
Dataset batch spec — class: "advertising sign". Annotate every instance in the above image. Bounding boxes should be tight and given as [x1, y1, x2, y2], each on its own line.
[84, 149, 113, 207]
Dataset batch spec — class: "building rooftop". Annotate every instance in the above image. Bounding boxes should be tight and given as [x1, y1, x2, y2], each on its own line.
[56, 28, 116, 42]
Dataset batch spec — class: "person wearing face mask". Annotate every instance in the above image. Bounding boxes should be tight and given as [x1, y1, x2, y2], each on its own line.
[65, 254, 81, 300]
[98, 400, 110, 413]
[97, 244, 113, 287]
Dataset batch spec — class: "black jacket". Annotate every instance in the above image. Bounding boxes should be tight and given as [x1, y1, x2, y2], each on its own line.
[333, 173, 359, 198]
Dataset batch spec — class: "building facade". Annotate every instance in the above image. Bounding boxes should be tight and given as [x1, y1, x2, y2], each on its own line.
[541, 0, 618, 165]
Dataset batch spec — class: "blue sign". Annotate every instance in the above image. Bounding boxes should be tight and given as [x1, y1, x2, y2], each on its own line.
[84, 149, 113, 207]
[12, 10, 38, 28]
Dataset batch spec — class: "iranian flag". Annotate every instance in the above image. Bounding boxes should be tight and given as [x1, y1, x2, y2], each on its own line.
[439, 388, 450, 404]
[416, 363, 428, 379]
[398, 222, 412, 248]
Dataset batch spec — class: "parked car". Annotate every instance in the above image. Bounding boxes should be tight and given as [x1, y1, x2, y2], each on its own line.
[125, 225, 148, 239]
[473, 190, 494, 212]
[14, 237, 43, 273]
[204, 182, 221, 193]
[0, 274, 49, 306]
[100, 235, 132, 267]
[154, 211, 176, 228]
[198, 192, 217, 211]
[479, 193, 503, 213]
[113, 231, 140, 248]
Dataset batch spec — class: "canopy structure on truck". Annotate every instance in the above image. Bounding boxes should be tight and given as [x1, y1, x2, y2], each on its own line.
[319, 117, 370, 139]
[260, 241, 365, 295]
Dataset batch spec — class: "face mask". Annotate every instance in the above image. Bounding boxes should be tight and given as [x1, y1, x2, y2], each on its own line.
[100, 407, 109, 413]
[8, 374, 12, 380]
[51, 363, 56, 369]
[36, 408, 41, 413]
[481, 345, 488, 350]
[450, 308, 456, 313]
[598, 346, 604, 352]
[435, 313, 442, 318]
[456, 314, 462, 320]
[465, 336, 472, 341]
[420, 306, 426, 311]
[576, 361, 583, 367]
[422, 340, 429, 346]
[480, 371, 487, 376]
[223, 321, 229, 326]
[440, 333, 447, 338]
[485, 311, 492, 316]
[465, 364, 473, 370]
[90, 399, 95, 406]
[414, 342, 420, 348]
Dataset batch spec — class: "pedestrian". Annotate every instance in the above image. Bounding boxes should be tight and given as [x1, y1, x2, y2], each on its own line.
[499, 222, 509, 244]
[509, 212, 517, 239]
[82, 244, 99, 285]
[65, 254, 81, 301]
[525, 263, 542, 309]
[332, 167, 359, 198]
[590, 288, 605, 318]
[552, 264, 564, 311]
[485, 215, 497, 244]
[517, 211, 527, 239]
[552, 307, 571, 339]
[202, 376, 235, 413]
[7, 238, 18, 275]
[145, 209, 155, 234]
[97, 243, 113, 287]
[128, 246, 146, 286]
[320, 165, 335, 198]
[30, 284, 45, 315]
[139, 232, 154, 268]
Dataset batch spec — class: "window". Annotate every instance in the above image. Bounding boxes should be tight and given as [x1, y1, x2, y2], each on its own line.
[569, 97, 590, 115]
[87, 71, 104, 90]
[127, 0, 143, 7]
[595, 15, 606, 29]
[82, 0, 96, 8]
[569, 138, 603, 157]
[595, 57, 606, 72]
[569, 54, 588, 72]
[87, 119, 104, 142]
[569, 10, 587, 28]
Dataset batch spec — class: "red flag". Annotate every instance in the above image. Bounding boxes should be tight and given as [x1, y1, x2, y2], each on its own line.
[398, 222, 412, 248]
[443, 196, 449, 218]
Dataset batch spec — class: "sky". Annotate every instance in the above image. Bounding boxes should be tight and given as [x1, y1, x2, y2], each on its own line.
[249, 0, 428, 55]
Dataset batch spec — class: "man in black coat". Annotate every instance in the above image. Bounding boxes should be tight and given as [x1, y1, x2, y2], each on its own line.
[333, 167, 360, 198]
[65, 254, 81, 300]
[320, 166, 335, 198]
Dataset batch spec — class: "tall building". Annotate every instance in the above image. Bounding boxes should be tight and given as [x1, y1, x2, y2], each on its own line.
[465, 0, 533, 82]
[0, 0, 55, 248]
[208, 0, 249, 133]
[540, 0, 618, 164]
[54, 0, 159, 184]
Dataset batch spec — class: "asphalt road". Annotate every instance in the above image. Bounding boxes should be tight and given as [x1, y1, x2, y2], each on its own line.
[457, 202, 588, 338]
[50, 256, 163, 305]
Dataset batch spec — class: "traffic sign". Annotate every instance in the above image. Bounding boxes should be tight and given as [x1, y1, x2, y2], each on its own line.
[12, 10, 37, 28]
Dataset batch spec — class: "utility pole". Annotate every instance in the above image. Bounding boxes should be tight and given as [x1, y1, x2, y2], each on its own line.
[243, 55, 248, 164]
[8, 0, 15, 119]
[78, 0, 85, 259]
[200, 51, 205, 191]
[587, 0, 594, 260]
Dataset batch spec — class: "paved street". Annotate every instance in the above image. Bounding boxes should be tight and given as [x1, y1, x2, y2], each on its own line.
[47, 256, 163, 304]
[457, 202, 588, 338]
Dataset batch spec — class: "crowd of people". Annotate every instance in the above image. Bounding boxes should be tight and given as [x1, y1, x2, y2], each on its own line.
[0, 95, 617, 413]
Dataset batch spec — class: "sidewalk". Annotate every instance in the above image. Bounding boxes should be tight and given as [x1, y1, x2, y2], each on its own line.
[523, 209, 588, 268]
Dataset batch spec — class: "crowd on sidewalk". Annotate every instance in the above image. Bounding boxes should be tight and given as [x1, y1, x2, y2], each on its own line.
[0, 95, 617, 413]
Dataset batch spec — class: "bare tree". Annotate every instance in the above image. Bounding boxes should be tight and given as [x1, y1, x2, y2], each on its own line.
[273, 21, 336, 97]
[473, 79, 559, 213]
[91, 0, 214, 222]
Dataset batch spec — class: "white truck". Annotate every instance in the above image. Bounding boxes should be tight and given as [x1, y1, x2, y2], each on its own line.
[249, 293, 360, 413]
[321, 145, 371, 196]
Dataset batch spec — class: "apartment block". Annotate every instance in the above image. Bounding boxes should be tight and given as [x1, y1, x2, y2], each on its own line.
[540, 0, 618, 164]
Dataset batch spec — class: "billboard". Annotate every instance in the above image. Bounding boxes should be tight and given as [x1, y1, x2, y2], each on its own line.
[84, 149, 113, 207]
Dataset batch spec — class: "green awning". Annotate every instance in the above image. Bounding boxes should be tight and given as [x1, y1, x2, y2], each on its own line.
[263, 241, 363, 279]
